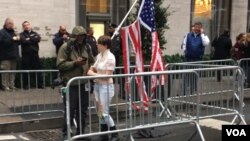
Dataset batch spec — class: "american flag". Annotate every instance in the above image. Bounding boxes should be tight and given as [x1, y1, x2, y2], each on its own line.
[120, 20, 149, 112]
[138, 0, 156, 32]
[138, 0, 166, 94]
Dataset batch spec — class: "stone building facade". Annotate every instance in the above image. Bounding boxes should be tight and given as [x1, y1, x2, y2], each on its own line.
[0, 0, 249, 57]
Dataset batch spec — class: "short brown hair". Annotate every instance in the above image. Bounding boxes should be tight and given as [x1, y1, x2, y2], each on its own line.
[194, 22, 203, 27]
[97, 35, 111, 49]
[22, 21, 29, 25]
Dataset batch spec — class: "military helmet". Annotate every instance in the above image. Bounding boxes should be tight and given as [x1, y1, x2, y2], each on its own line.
[71, 26, 86, 36]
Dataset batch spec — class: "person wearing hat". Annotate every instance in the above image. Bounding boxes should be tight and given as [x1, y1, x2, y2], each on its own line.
[56, 26, 95, 140]
[108, 23, 122, 67]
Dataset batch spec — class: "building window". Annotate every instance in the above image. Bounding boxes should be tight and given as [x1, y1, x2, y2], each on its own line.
[191, 0, 232, 39]
[193, 0, 212, 19]
[86, 0, 110, 13]
[77, 0, 129, 39]
[89, 22, 105, 40]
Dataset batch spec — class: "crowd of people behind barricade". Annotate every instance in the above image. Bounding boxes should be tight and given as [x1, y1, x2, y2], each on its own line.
[0, 17, 123, 140]
[0, 17, 122, 92]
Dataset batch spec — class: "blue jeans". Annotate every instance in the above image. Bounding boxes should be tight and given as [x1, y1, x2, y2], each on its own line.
[94, 84, 115, 127]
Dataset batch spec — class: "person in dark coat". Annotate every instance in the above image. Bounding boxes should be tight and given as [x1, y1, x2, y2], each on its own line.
[108, 23, 126, 100]
[231, 33, 246, 60]
[211, 29, 232, 82]
[108, 23, 122, 67]
[20, 21, 43, 89]
[53, 25, 70, 54]
[212, 29, 232, 60]
[243, 33, 250, 87]
[0, 18, 20, 91]
[86, 27, 98, 57]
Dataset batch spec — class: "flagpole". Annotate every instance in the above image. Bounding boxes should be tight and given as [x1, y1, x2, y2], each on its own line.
[111, 0, 139, 40]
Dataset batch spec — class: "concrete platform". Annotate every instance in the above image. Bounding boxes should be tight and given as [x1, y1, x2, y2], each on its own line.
[0, 85, 250, 141]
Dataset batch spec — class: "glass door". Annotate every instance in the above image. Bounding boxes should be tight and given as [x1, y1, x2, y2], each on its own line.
[89, 22, 105, 40]
[191, 0, 232, 54]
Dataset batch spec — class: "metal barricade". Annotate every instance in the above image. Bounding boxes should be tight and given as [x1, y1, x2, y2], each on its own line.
[166, 59, 240, 105]
[0, 70, 63, 119]
[114, 65, 151, 100]
[114, 65, 151, 74]
[238, 58, 250, 89]
[166, 59, 236, 70]
[63, 66, 245, 141]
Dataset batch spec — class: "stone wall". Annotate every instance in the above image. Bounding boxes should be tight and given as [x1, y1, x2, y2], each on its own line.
[162, 1, 249, 55]
[163, 0, 191, 55]
[0, 0, 249, 57]
[231, 0, 248, 44]
[0, 0, 76, 57]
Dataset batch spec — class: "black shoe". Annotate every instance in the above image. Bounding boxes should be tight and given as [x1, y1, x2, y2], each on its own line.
[246, 83, 250, 88]
[99, 124, 109, 141]
[110, 126, 119, 141]
[38, 85, 44, 89]
[23, 85, 29, 90]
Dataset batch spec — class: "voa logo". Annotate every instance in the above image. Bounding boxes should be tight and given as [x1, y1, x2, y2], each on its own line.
[226, 129, 246, 136]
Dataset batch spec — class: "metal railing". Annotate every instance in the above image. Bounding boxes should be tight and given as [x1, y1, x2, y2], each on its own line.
[0, 59, 248, 141]
[0, 70, 63, 118]
[63, 65, 246, 141]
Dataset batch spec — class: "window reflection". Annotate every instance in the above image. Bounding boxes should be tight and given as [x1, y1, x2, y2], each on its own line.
[194, 0, 212, 19]
[90, 22, 105, 40]
[192, 0, 231, 39]
[86, 0, 110, 13]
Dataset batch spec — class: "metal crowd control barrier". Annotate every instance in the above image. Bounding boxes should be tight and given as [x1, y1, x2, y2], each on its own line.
[63, 66, 246, 141]
[238, 58, 250, 89]
[0, 65, 147, 121]
[166, 64, 245, 123]
[166, 59, 236, 70]
[166, 62, 246, 108]
[0, 70, 63, 119]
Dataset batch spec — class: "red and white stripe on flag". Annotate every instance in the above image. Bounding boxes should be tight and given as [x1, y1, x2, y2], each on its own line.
[120, 23, 130, 96]
[150, 32, 166, 93]
[120, 20, 149, 111]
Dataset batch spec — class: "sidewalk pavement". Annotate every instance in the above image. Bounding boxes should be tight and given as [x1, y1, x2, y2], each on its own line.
[0, 88, 250, 141]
